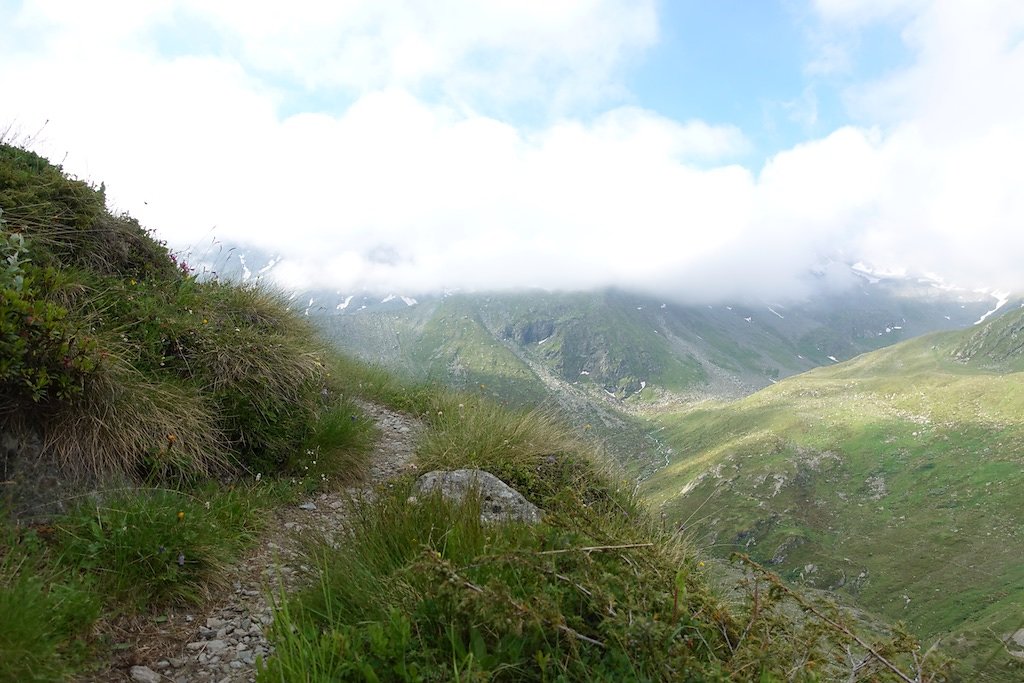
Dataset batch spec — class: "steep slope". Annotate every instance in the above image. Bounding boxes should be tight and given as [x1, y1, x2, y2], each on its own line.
[407, 297, 550, 404]
[642, 306, 1024, 681]
[314, 281, 1001, 408]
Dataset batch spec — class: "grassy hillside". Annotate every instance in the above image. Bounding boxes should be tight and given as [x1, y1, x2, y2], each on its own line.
[0, 143, 947, 681]
[264, 359, 945, 682]
[0, 143, 375, 680]
[643, 307, 1024, 681]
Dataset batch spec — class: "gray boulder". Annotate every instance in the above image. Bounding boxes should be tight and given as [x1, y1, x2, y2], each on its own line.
[129, 666, 162, 683]
[412, 469, 543, 524]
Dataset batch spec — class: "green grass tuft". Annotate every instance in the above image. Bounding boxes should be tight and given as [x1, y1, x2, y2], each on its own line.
[51, 485, 274, 608]
[0, 533, 99, 683]
[261, 487, 729, 682]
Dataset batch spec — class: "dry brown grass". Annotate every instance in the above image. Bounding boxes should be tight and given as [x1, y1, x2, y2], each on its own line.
[37, 354, 229, 479]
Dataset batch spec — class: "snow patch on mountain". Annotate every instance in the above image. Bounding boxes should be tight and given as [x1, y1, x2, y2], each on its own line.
[851, 262, 908, 283]
[336, 295, 354, 311]
[974, 290, 1011, 325]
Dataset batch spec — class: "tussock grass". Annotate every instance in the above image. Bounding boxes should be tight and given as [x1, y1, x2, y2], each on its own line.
[0, 145, 177, 281]
[262, 488, 725, 682]
[0, 142, 380, 677]
[288, 396, 377, 487]
[37, 357, 228, 479]
[1, 142, 343, 482]
[416, 401, 578, 500]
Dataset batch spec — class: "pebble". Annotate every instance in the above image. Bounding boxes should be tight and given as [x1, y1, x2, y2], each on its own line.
[298, 502, 317, 511]
[205, 640, 228, 653]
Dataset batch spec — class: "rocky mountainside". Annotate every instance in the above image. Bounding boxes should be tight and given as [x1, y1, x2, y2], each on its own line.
[309, 275, 1005, 407]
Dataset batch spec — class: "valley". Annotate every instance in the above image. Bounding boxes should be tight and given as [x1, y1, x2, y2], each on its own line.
[642, 308, 1024, 680]
[308, 278, 1024, 681]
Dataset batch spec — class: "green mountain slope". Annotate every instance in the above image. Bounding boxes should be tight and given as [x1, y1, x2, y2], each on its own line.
[642, 306, 1024, 680]
[409, 297, 549, 404]
[316, 284, 1003, 408]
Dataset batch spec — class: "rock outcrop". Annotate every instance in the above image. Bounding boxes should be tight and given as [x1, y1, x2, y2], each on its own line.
[412, 469, 543, 524]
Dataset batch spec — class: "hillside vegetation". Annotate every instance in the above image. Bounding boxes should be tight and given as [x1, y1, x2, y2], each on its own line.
[0, 143, 374, 680]
[643, 309, 1024, 681]
[0, 144, 946, 681]
[267, 359, 947, 681]
[0, 143, 364, 484]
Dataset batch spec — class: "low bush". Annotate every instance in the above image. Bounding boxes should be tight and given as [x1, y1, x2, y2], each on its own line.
[0, 226, 100, 408]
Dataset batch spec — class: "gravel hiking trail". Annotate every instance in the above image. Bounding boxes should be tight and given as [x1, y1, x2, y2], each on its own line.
[103, 400, 422, 683]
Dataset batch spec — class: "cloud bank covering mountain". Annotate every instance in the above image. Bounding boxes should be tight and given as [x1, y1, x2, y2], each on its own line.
[1, 0, 1022, 301]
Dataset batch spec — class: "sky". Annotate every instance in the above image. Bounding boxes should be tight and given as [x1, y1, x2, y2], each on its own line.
[1, 0, 1023, 302]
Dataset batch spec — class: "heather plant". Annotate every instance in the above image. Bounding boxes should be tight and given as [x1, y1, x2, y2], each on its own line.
[0, 222, 100, 407]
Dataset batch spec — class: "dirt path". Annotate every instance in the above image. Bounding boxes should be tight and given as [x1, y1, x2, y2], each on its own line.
[122, 400, 422, 683]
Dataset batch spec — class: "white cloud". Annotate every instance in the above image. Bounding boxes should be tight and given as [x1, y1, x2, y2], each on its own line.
[169, 0, 657, 111]
[811, 0, 926, 25]
[1, 0, 1023, 303]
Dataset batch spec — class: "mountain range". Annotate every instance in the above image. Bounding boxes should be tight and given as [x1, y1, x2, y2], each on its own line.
[208, 247, 1023, 679]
